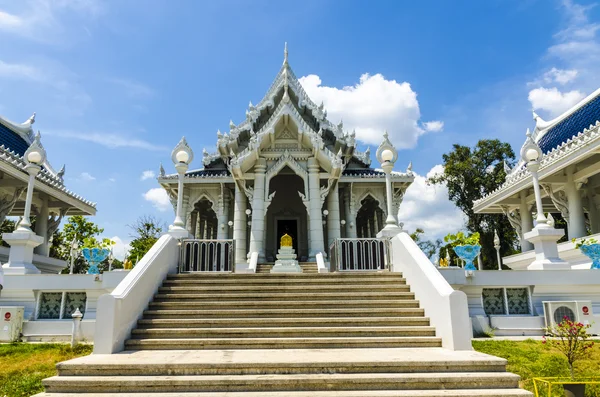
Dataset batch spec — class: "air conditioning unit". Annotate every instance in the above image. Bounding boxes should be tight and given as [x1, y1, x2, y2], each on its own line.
[0, 306, 24, 342]
[543, 301, 600, 335]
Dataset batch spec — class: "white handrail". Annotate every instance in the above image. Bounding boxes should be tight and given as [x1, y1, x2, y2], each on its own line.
[93, 234, 179, 354]
[390, 232, 473, 350]
[248, 252, 258, 273]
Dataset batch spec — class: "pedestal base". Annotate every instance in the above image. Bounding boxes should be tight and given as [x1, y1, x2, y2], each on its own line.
[168, 226, 192, 239]
[2, 231, 43, 275]
[271, 247, 301, 273]
[377, 225, 404, 239]
[524, 227, 570, 270]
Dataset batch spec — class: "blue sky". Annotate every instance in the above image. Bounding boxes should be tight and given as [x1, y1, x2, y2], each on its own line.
[1, 0, 599, 257]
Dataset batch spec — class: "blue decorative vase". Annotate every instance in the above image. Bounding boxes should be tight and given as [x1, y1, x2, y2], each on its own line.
[83, 248, 110, 274]
[580, 244, 600, 270]
[453, 244, 481, 271]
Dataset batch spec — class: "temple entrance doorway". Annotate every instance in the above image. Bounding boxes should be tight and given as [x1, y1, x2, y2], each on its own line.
[277, 219, 298, 253]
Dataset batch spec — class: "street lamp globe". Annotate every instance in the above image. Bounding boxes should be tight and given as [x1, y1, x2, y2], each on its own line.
[26, 150, 43, 165]
[525, 148, 539, 163]
[245, 209, 252, 216]
[175, 150, 189, 164]
[381, 149, 394, 162]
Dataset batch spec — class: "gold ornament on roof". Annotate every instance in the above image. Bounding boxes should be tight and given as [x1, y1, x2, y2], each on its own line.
[280, 233, 293, 247]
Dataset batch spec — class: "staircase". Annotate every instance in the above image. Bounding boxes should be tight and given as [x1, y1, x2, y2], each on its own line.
[256, 262, 318, 273]
[38, 272, 532, 396]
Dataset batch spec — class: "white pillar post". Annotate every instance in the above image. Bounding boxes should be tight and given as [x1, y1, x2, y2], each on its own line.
[519, 191, 533, 251]
[233, 183, 247, 265]
[71, 307, 83, 347]
[217, 191, 229, 240]
[587, 188, 600, 234]
[308, 157, 325, 259]
[169, 137, 193, 238]
[565, 165, 586, 238]
[249, 158, 267, 262]
[326, 182, 341, 248]
[344, 190, 357, 238]
[34, 195, 49, 256]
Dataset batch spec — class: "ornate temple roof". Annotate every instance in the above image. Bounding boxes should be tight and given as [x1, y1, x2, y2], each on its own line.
[0, 113, 96, 213]
[473, 87, 600, 212]
[535, 88, 600, 154]
[160, 44, 413, 184]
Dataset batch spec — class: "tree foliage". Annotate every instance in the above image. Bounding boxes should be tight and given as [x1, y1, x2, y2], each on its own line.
[50, 216, 109, 274]
[428, 139, 519, 268]
[409, 228, 442, 259]
[127, 215, 165, 265]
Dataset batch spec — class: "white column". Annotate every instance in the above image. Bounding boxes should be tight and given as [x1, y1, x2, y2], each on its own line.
[34, 195, 49, 256]
[249, 158, 267, 262]
[217, 191, 230, 240]
[344, 189, 357, 238]
[587, 188, 600, 234]
[308, 157, 325, 259]
[326, 183, 341, 248]
[565, 165, 586, 238]
[233, 183, 247, 264]
[519, 191, 533, 251]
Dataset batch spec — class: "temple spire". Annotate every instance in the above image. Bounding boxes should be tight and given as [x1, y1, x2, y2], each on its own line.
[283, 42, 288, 66]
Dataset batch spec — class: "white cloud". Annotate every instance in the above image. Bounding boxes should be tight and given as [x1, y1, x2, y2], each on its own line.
[79, 172, 95, 181]
[108, 236, 131, 261]
[0, 0, 105, 43]
[108, 178, 116, 182]
[543, 68, 578, 85]
[399, 165, 465, 240]
[299, 73, 441, 149]
[47, 130, 168, 152]
[0, 60, 42, 80]
[143, 188, 171, 212]
[528, 87, 585, 117]
[422, 120, 444, 132]
[140, 170, 156, 181]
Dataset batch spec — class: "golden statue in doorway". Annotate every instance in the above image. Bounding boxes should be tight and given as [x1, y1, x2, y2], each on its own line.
[280, 233, 293, 247]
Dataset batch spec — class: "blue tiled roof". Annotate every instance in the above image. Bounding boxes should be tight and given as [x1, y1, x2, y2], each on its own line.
[0, 123, 28, 156]
[343, 169, 385, 176]
[186, 169, 230, 177]
[538, 94, 600, 154]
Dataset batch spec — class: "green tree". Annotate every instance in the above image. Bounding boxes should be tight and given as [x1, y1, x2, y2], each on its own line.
[428, 139, 519, 268]
[51, 216, 106, 274]
[127, 215, 165, 265]
[0, 219, 16, 247]
[409, 228, 443, 259]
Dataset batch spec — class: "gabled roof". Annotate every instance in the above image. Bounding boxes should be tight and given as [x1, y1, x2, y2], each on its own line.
[533, 87, 600, 154]
[0, 113, 35, 156]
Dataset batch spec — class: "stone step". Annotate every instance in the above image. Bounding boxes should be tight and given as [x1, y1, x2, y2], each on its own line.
[130, 326, 437, 339]
[35, 390, 534, 397]
[52, 348, 509, 376]
[153, 291, 416, 301]
[162, 278, 406, 286]
[147, 300, 420, 309]
[142, 307, 426, 319]
[43, 372, 519, 393]
[124, 336, 443, 350]
[137, 316, 432, 328]
[158, 284, 410, 293]
[167, 272, 396, 279]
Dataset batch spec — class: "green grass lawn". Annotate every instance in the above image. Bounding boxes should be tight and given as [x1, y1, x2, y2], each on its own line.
[473, 339, 600, 396]
[0, 340, 598, 397]
[0, 343, 92, 397]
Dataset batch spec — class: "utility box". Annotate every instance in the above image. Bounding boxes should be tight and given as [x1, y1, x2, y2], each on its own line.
[0, 306, 24, 342]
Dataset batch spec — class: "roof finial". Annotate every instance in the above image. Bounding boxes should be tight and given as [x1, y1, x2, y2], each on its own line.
[25, 112, 36, 125]
[283, 42, 288, 66]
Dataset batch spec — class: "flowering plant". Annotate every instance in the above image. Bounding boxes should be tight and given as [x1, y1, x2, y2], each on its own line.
[572, 237, 599, 249]
[542, 317, 595, 379]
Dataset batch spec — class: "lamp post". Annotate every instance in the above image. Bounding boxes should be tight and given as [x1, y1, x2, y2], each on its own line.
[520, 129, 569, 270]
[69, 236, 79, 274]
[494, 229, 502, 271]
[169, 137, 193, 237]
[376, 131, 402, 238]
[322, 209, 328, 225]
[246, 209, 252, 227]
[17, 133, 46, 233]
[520, 130, 548, 229]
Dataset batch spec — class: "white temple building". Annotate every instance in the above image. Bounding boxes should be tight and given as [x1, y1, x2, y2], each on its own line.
[158, 46, 413, 270]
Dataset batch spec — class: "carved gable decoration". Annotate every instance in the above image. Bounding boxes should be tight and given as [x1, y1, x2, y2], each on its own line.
[276, 127, 297, 140]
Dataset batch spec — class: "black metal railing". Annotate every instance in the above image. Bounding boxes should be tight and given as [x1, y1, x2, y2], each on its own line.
[179, 239, 234, 272]
[329, 238, 390, 271]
